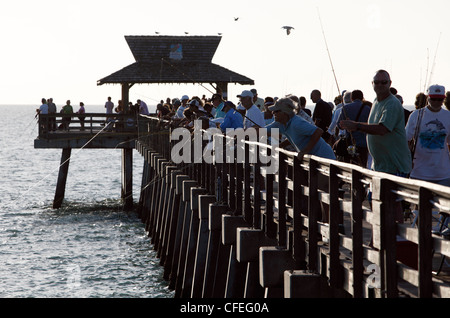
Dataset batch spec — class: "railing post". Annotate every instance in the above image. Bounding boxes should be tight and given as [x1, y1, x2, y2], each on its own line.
[418, 186, 433, 298]
[328, 164, 341, 289]
[351, 169, 364, 298]
[373, 177, 398, 297]
[265, 169, 276, 239]
[253, 144, 261, 230]
[244, 138, 252, 223]
[278, 151, 287, 247]
[292, 155, 306, 268]
[308, 158, 319, 272]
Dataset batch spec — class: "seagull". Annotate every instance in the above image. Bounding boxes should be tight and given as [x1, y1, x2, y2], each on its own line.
[282, 26, 294, 35]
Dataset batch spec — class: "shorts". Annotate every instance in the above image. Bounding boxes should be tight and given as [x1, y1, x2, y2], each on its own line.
[413, 177, 450, 187]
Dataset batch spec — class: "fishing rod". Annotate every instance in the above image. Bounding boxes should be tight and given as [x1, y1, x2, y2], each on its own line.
[161, 58, 217, 95]
[317, 7, 362, 162]
[423, 48, 430, 93]
[426, 32, 442, 90]
[316, 8, 351, 121]
[317, 7, 342, 97]
[160, 57, 264, 129]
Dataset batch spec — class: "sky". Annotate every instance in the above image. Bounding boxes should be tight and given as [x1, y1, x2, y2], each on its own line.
[1, 0, 449, 108]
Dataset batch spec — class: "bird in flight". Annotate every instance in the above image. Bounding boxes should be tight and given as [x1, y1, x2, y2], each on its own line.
[234, 17, 239, 21]
[282, 26, 294, 35]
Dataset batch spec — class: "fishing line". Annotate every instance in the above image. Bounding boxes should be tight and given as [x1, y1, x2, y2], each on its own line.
[161, 58, 216, 96]
[5, 121, 116, 210]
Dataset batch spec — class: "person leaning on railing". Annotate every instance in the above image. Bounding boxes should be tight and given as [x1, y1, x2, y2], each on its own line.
[262, 97, 336, 223]
[60, 100, 74, 131]
[36, 98, 49, 133]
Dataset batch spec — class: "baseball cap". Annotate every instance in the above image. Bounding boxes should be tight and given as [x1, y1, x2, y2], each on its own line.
[268, 98, 295, 114]
[237, 90, 254, 98]
[188, 99, 199, 107]
[223, 101, 236, 109]
[286, 94, 299, 104]
[181, 95, 189, 100]
[427, 84, 446, 98]
[211, 93, 222, 100]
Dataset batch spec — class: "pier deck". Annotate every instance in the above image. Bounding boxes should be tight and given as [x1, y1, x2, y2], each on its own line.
[33, 113, 149, 209]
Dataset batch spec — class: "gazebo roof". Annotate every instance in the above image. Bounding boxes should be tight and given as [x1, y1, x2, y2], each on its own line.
[97, 35, 254, 86]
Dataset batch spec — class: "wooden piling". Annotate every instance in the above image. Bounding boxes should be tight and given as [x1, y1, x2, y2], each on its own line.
[53, 148, 71, 209]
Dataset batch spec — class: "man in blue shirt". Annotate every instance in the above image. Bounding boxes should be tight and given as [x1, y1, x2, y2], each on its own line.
[218, 101, 244, 131]
[266, 97, 336, 224]
[337, 89, 371, 167]
[266, 98, 336, 161]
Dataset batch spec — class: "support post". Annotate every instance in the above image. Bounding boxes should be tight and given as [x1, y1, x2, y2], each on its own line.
[121, 82, 130, 113]
[122, 148, 133, 210]
[53, 148, 72, 209]
[216, 82, 228, 100]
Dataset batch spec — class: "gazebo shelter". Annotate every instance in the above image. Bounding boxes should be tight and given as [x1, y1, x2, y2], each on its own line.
[97, 35, 255, 109]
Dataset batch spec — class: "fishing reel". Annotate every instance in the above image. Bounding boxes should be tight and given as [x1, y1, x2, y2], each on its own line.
[347, 145, 358, 156]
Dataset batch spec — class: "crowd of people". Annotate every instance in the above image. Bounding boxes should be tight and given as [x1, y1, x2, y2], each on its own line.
[36, 98, 84, 131]
[36, 70, 450, 233]
[36, 96, 151, 132]
[154, 70, 450, 234]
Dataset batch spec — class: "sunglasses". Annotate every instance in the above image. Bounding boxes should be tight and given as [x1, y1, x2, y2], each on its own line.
[373, 80, 389, 85]
[430, 98, 444, 102]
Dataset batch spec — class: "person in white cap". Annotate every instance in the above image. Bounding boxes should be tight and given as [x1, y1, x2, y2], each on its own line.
[237, 90, 265, 129]
[405, 84, 450, 235]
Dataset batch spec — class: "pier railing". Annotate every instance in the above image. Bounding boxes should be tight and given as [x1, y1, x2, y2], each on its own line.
[137, 115, 450, 298]
[37, 113, 151, 138]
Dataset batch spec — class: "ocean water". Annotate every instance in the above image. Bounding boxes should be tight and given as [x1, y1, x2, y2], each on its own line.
[0, 105, 173, 298]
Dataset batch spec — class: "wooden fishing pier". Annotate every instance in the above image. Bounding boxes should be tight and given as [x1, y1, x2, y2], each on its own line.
[34, 112, 450, 297]
[33, 34, 450, 298]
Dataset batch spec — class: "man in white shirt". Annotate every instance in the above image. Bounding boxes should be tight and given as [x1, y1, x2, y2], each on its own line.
[406, 84, 450, 185]
[105, 97, 114, 114]
[137, 99, 149, 115]
[174, 95, 189, 119]
[237, 90, 265, 129]
[38, 98, 48, 114]
[36, 98, 48, 132]
[250, 88, 265, 111]
[405, 84, 450, 236]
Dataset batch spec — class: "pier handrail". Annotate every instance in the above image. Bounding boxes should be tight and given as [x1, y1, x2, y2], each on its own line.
[138, 119, 450, 298]
[37, 113, 159, 139]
